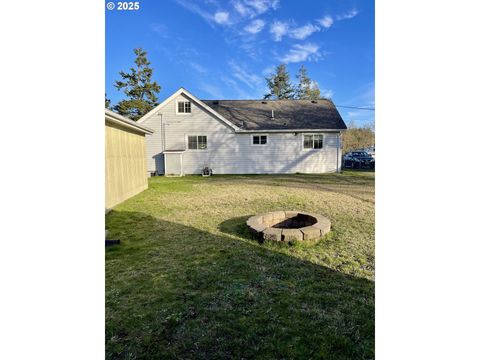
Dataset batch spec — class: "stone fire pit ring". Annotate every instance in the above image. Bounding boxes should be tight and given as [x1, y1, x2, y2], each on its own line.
[246, 211, 331, 242]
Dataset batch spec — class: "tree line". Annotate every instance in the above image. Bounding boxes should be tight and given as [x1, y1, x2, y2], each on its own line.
[264, 64, 322, 100]
[342, 123, 375, 154]
[106, 48, 325, 120]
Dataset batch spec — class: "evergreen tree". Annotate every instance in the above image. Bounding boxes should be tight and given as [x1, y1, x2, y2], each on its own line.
[295, 65, 321, 100]
[114, 48, 161, 121]
[105, 94, 111, 109]
[264, 64, 295, 100]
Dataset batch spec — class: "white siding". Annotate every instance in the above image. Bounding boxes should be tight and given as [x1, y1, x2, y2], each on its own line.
[144, 93, 342, 174]
[142, 107, 165, 173]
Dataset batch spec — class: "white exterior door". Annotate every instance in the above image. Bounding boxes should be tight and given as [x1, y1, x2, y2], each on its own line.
[164, 153, 183, 176]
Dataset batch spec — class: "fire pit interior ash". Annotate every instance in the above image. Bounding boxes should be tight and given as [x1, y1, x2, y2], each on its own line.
[271, 213, 317, 229]
[246, 211, 331, 242]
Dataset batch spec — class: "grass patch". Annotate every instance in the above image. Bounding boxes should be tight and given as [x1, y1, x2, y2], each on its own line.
[106, 171, 375, 359]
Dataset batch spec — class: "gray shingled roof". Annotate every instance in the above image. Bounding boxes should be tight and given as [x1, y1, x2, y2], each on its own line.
[202, 99, 347, 131]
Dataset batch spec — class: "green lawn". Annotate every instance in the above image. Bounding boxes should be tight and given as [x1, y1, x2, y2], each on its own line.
[106, 171, 375, 359]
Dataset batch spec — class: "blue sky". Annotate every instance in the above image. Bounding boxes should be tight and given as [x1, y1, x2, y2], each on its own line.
[106, 0, 374, 125]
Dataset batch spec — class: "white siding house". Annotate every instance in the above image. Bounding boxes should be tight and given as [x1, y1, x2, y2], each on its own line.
[138, 88, 346, 175]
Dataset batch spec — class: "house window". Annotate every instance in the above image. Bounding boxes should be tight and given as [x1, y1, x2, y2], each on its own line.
[177, 101, 191, 113]
[188, 135, 207, 150]
[303, 134, 323, 149]
[252, 135, 268, 145]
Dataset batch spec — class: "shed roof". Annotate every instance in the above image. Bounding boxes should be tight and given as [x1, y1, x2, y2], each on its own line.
[105, 109, 154, 134]
[201, 99, 347, 131]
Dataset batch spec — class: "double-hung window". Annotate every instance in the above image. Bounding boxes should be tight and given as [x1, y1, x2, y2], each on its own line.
[303, 134, 323, 149]
[177, 101, 191, 114]
[188, 135, 207, 150]
[252, 135, 268, 145]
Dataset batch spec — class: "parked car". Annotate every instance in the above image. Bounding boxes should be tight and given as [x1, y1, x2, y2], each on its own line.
[343, 151, 375, 169]
[361, 146, 375, 159]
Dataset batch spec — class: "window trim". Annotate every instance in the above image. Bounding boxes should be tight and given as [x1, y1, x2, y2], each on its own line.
[302, 133, 324, 150]
[176, 99, 192, 115]
[186, 134, 208, 151]
[251, 134, 268, 146]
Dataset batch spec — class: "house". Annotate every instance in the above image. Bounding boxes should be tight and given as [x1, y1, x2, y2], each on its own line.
[105, 109, 154, 208]
[138, 88, 347, 176]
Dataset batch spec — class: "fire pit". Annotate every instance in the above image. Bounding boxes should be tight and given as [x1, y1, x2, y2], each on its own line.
[246, 211, 331, 242]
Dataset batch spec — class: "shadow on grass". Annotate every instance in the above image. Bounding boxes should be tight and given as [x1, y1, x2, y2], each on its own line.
[106, 210, 374, 360]
[218, 215, 254, 241]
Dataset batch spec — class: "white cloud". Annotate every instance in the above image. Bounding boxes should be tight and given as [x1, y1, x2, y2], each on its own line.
[245, 0, 269, 14]
[318, 15, 334, 28]
[289, 23, 319, 40]
[150, 23, 169, 37]
[280, 43, 321, 63]
[174, 0, 280, 28]
[321, 88, 334, 99]
[346, 82, 375, 107]
[214, 11, 230, 24]
[238, 41, 263, 59]
[200, 83, 225, 98]
[228, 60, 262, 88]
[174, 0, 232, 26]
[272, 20, 322, 42]
[270, 20, 289, 41]
[245, 0, 279, 15]
[220, 76, 253, 99]
[358, 83, 375, 107]
[336, 9, 358, 20]
[244, 19, 265, 33]
[232, 1, 253, 17]
[221, 76, 238, 88]
[232, 0, 279, 18]
[188, 61, 207, 74]
[262, 65, 276, 76]
[174, 0, 215, 24]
